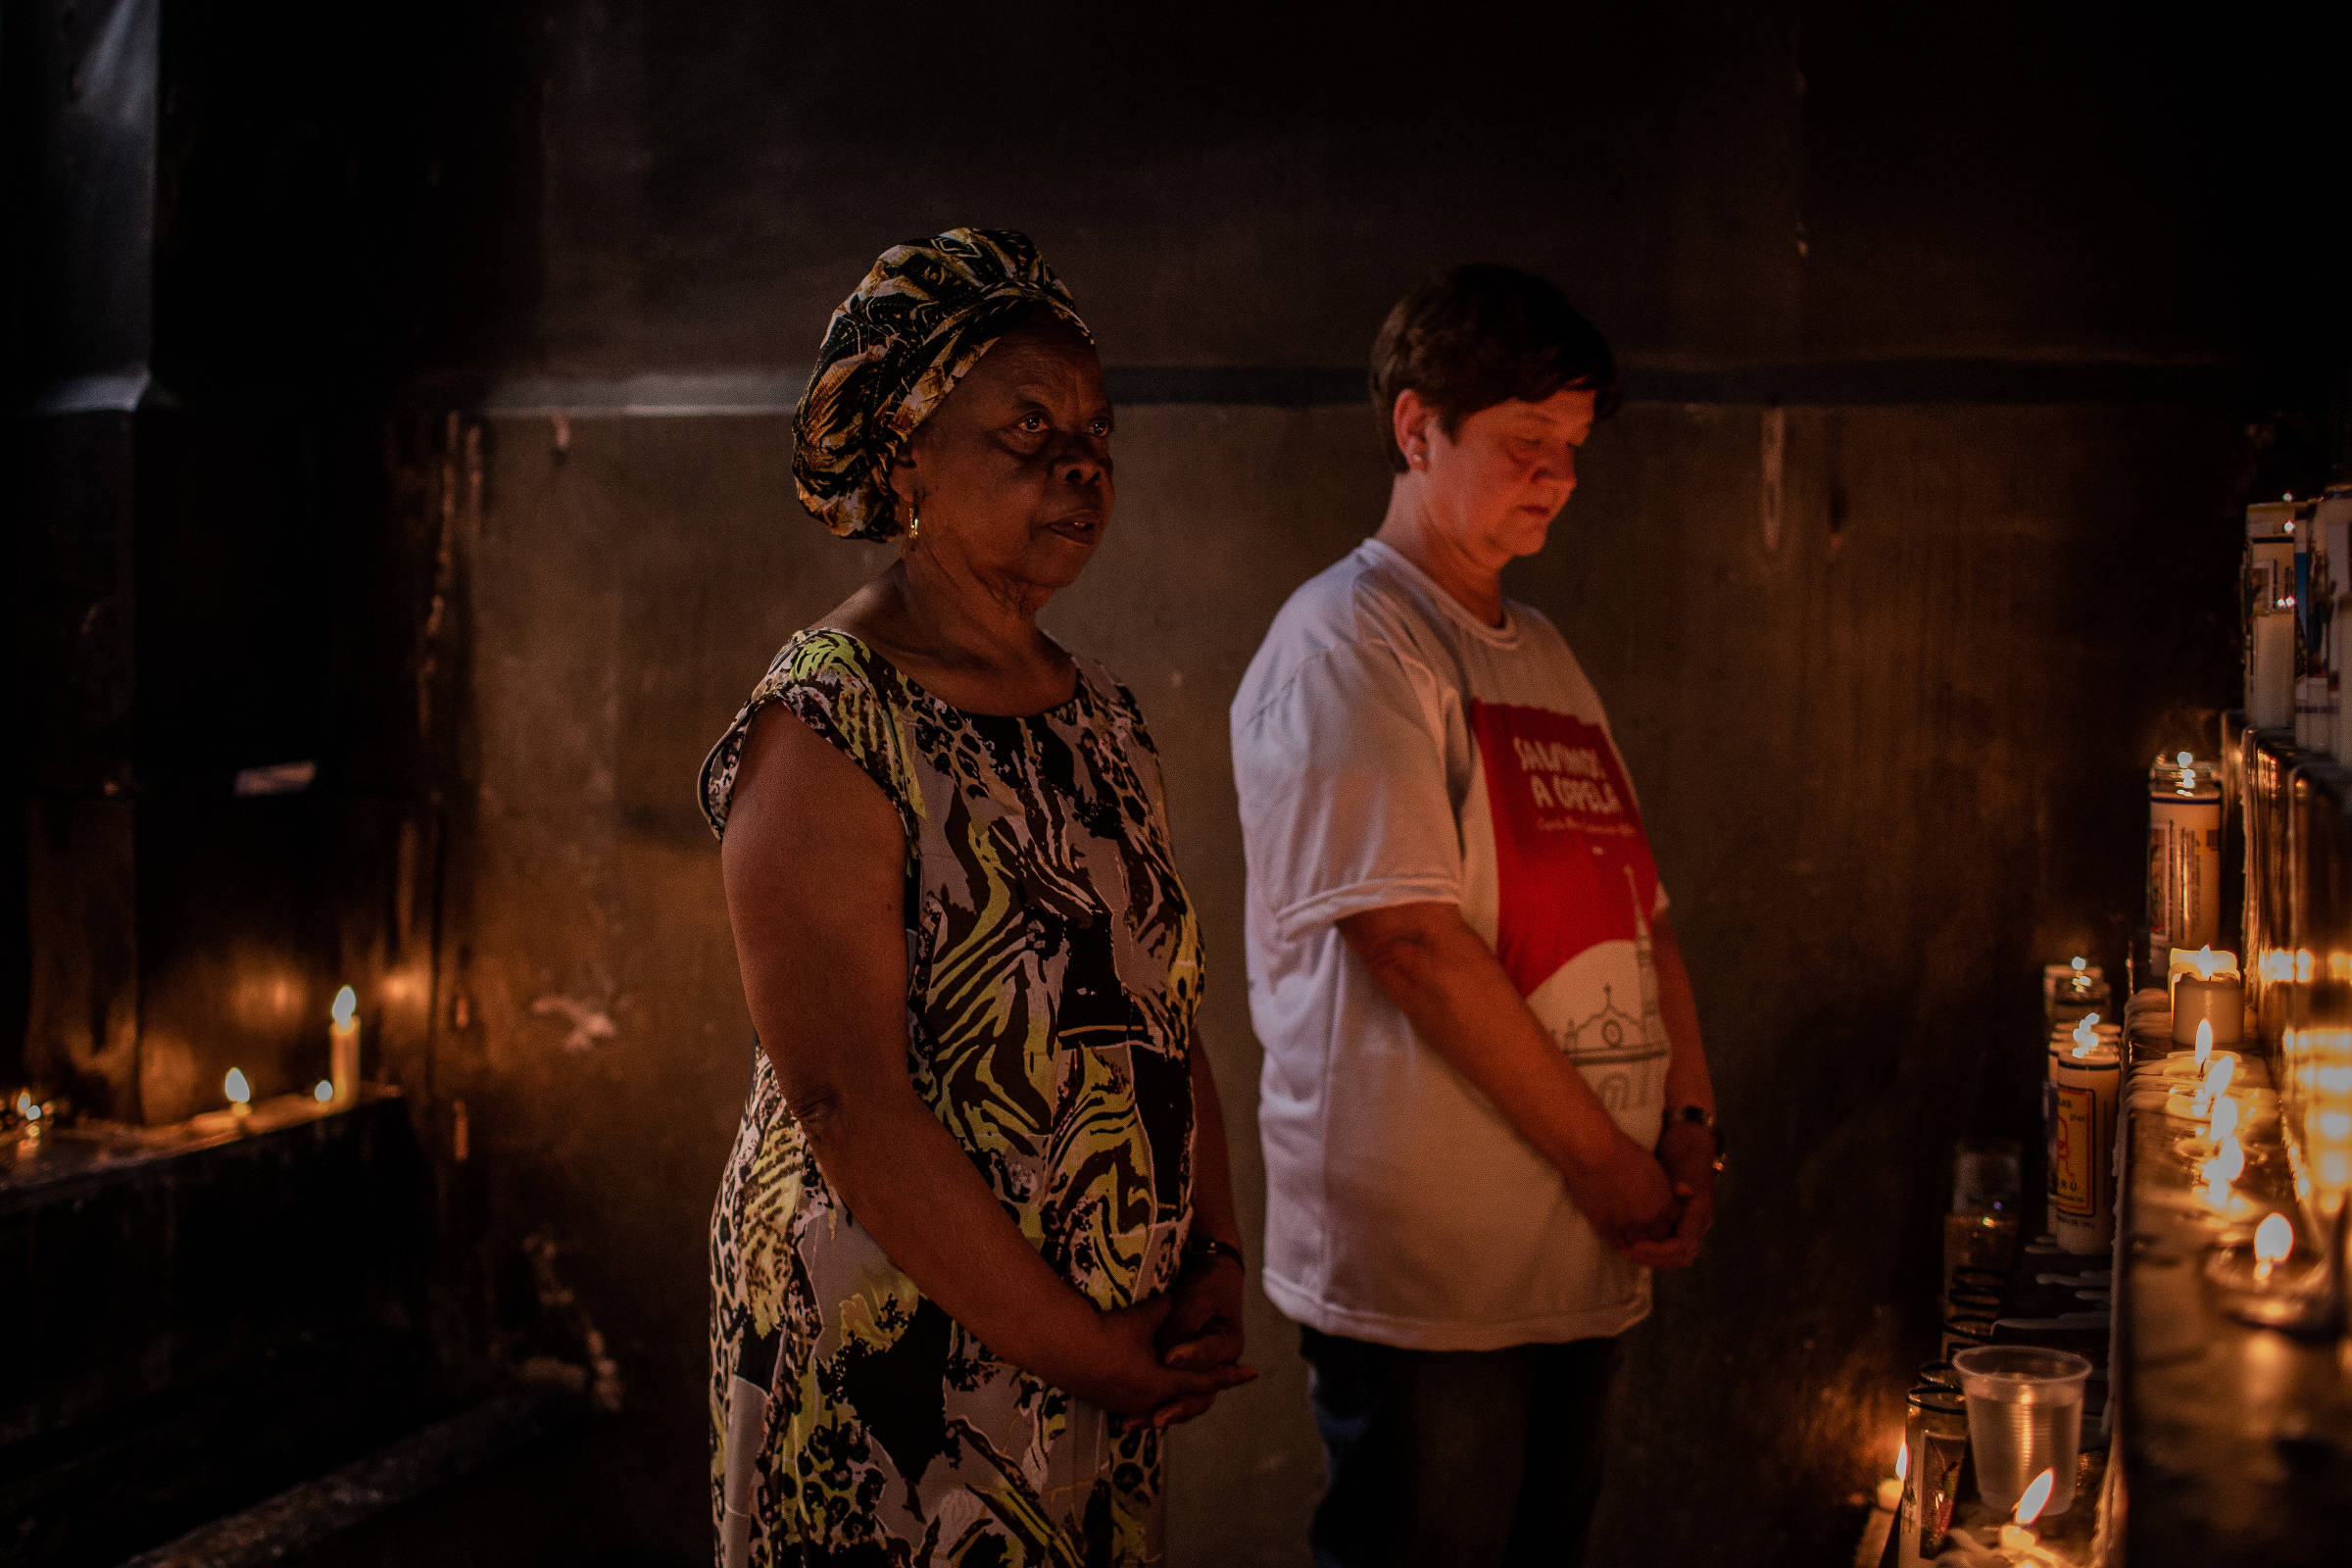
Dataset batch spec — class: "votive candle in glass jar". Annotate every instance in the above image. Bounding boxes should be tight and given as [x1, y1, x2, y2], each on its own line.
[2149, 755, 2225, 960]
[1903, 1383, 1971, 1561]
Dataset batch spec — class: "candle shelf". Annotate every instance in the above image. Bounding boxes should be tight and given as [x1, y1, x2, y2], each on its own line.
[0, 1092, 444, 1565]
[2103, 718, 2352, 1567]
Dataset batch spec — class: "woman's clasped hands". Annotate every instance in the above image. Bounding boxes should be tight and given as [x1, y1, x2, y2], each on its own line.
[1079, 1252, 1254, 1435]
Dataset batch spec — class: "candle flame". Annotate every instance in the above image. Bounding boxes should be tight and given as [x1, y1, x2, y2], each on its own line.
[2204, 1054, 2236, 1101]
[2209, 1096, 2240, 1143]
[2197, 1135, 2245, 1202]
[2191, 947, 2220, 982]
[2254, 1212, 2293, 1268]
[1895, 1440, 1909, 1482]
[2194, 1018, 2214, 1068]
[2176, 751, 2192, 768]
[2015, 1468, 2056, 1526]
[12, 1090, 30, 1117]
[2071, 956, 2087, 971]
[2072, 1016, 2098, 1052]
[315, 1079, 334, 1103]
[331, 985, 358, 1027]
[224, 1068, 252, 1106]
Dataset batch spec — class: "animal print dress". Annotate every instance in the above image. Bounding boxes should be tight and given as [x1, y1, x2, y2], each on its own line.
[700, 629, 1204, 1568]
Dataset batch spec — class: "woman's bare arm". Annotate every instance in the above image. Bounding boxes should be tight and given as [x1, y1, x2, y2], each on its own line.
[719, 705, 1246, 1414]
[1337, 901, 1675, 1247]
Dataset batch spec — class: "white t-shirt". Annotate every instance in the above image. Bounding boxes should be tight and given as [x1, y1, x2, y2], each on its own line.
[1231, 537, 1671, 1351]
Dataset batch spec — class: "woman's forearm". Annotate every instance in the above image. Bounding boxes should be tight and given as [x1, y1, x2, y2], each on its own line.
[791, 1072, 1106, 1381]
[1339, 902, 1634, 1175]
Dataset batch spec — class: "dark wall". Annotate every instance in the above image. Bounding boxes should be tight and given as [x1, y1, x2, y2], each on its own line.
[394, 5, 2341, 1565]
[16, 1, 2352, 1563]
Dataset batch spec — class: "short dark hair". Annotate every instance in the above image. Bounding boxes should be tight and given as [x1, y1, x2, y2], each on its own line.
[1369, 266, 1619, 472]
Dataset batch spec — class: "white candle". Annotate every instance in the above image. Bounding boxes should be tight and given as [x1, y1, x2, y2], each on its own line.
[2172, 972, 2244, 1046]
[2166, 945, 2238, 986]
[329, 985, 361, 1105]
[2149, 757, 2224, 956]
[2052, 1032, 2121, 1254]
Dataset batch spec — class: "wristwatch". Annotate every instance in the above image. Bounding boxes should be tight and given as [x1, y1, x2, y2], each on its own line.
[1663, 1104, 1724, 1170]
[1183, 1234, 1246, 1276]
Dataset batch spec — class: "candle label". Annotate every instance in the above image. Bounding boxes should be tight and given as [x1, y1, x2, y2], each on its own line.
[2052, 1080, 2112, 1222]
[2147, 795, 2223, 953]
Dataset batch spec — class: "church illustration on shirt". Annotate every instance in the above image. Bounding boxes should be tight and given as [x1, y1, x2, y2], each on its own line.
[1549, 868, 1670, 1112]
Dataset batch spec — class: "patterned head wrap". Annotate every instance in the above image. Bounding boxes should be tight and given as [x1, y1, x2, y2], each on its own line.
[792, 228, 1093, 542]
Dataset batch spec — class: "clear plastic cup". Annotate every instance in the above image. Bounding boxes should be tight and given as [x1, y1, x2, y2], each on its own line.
[1952, 1346, 2093, 1514]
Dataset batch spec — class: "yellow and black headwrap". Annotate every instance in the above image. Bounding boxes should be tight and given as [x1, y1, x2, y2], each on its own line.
[792, 227, 1092, 542]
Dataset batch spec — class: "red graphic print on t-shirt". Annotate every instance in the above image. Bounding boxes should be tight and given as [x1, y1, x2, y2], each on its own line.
[1468, 701, 1662, 999]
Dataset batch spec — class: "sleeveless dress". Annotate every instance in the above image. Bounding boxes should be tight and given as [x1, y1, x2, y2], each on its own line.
[700, 629, 1204, 1568]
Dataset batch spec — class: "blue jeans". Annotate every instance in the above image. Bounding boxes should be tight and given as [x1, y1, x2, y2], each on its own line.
[1300, 1327, 1619, 1568]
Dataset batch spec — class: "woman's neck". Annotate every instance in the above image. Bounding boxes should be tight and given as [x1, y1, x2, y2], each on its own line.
[1375, 478, 1506, 626]
[889, 550, 1053, 669]
[835, 552, 1074, 715]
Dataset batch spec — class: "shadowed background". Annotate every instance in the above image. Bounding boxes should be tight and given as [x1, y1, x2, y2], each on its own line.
[9, 1, 2350, 1562]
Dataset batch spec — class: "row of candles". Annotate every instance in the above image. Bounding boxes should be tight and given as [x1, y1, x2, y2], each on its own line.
[2059, 941, 2334, 1319]
[1858, 932, 2335, 1568]
[2243, 488, 2352, 753]
[214, 984, 368, 1123]
[1854, 500, 2352, 1563]
[2146, 741, 2352, 1229]
[9, 985, 367, 1148]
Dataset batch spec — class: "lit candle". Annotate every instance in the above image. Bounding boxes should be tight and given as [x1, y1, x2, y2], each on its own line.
[224, 1067, 253, 1121]
[2171, 963, 2244, 1047]
[2051, 1024, 2121, 1254]
[2192, 1135, 2258, 1224]
[2166, 944, 2238, 986]
[2208, 1095, 2240, 1144]
[1995, 1469, 2062, 1566]
[1856, 1439, 1907, 1567]
[1878, 1441, 1908, 1511]
[2164, 1053, 2238, 1121]
[2251, 1212, 2293, 1285]
[329, 985, 361, 1105]
[2149, 759, 2224, 956]
[2159, 1017, 2240, 1081]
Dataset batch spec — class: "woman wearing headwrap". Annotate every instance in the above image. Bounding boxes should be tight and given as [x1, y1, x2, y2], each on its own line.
[701, 229, 1252, 1567]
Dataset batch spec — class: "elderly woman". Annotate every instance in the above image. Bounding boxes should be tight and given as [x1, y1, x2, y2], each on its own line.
[700, 230, 1252, 1566]
[1231, 266, 1718, 1567]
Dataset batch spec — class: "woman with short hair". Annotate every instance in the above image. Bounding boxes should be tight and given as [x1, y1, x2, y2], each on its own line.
[704, 228, 1250, 1567]
[1230, 265, 1719, 1568]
